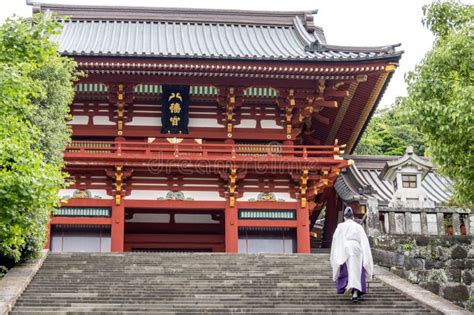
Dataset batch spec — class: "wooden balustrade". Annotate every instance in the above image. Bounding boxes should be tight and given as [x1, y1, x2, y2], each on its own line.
[65, 141, 342, 159]
[64, 140, 349, 171]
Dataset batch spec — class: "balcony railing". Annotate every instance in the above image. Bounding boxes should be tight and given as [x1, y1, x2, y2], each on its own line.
[64, 141, 348, 170]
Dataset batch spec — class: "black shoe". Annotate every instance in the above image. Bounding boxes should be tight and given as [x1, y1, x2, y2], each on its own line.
[351, 296, 358, 303]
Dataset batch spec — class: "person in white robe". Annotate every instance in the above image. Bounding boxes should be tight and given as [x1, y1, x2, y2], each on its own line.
[330, 207, 373, 302]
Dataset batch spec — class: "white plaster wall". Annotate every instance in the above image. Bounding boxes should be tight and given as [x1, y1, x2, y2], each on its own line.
[188, 118, 221, 128]
[235, 119, 257, 129]
[260, 119, 283, 129]
[68, 116, 89, 125]
[179, 191, 225, 201]
[93, 116, 115, 125]
[127, 190, 161, 200]
[128, 117, 162, 127]
[126, 190, 225, 201]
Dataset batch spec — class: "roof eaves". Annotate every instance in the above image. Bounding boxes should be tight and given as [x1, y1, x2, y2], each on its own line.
[350, 65, 400, 153]
[59, 50, 405, 62]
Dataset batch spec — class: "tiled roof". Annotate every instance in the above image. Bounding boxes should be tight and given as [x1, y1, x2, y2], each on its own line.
[335, 155, 453, 205]
[37, 4, 402, 61]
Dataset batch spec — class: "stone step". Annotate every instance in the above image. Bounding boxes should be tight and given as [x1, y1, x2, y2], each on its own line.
[12, 253, 439, 314]
[11, 305, 435, 311]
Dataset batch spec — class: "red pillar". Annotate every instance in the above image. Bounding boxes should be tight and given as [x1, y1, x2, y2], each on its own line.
[225, 206, 238, 253]
[111, 203, 125, 252]
[322, 188, 338, 248]
[296, 203, 310, 253]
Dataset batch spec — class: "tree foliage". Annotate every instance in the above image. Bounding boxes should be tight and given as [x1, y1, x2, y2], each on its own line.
[0, 14, 77, 264]
[355, 99, 425, 156]
[404, 0, 473, 206]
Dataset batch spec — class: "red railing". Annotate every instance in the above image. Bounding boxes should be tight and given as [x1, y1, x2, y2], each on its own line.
[65, 141, 343, 161]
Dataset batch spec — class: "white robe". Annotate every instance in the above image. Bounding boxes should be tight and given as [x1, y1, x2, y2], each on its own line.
[330, 219, 373, 291]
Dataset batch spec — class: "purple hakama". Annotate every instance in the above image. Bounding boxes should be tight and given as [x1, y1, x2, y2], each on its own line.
[336, 263, 367, 294]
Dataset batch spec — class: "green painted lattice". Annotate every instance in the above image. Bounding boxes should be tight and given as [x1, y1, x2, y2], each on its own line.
[244, 87, 278, 98]
[239, 210, 296, 220]
[55, 207, 111, 217]
[74, 84, 278, 98]
[74, 83, 107, 93]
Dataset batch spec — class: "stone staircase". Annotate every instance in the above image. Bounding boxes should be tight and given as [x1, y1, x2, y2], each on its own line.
[11, 253, 439, 314]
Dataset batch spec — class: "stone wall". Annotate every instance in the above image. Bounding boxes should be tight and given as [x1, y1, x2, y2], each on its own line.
[370, 234, 473, 310]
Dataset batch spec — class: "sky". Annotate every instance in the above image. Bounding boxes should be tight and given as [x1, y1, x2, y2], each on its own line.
[0, 0, 446, 108]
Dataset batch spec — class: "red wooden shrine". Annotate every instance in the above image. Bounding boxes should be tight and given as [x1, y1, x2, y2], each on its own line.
[36, 3, 402, 253]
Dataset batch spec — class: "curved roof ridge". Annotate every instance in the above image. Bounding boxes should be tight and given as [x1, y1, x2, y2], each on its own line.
[320, 43, 402, 53]
[292, 16, 318, 50]
[34, 3, 315, 27]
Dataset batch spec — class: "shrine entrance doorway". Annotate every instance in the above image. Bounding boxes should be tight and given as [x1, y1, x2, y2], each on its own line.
[124, 209, 225, 252]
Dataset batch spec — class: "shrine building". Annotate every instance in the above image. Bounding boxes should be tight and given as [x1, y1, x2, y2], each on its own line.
[36, 3, 402, 253]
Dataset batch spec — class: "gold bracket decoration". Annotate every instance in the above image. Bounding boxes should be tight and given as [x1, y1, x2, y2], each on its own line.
[318, 79, 326, 95]
[332, 81, 345, 90]
[116, 84, 125, 136]
[105, 165, 132, 205]
[226, 88, 236, 138]
[333, 139, 346, 160]
[385, 63, 398, 73]
[228, 168, 237, 207]
[114, 166, 124, 205]
[218, 168, 246, 205]
[299, 169, 309, 208]
[166, 137, 184, 144]
[285, 89, 296, 139]
[356, 75, 368, 83]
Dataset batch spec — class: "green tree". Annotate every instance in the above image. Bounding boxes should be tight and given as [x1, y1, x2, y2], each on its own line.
[355, 100, 425, 156]
[0, 14, 77, 265]
[404, 0, 473, 206]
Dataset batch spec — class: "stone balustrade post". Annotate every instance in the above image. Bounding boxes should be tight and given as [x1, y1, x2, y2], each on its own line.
[465, 213, 471, 235]
[388, 211, 396, 235]
[420, 212, 428, 235]
[436, 212, 445, 236]
[452, 213, 461, 235]
[365, 198, 380, 237]
[405, 212, 412, 235]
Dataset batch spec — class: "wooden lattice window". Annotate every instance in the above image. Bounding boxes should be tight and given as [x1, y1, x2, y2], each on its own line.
[402, 174, 417, 188]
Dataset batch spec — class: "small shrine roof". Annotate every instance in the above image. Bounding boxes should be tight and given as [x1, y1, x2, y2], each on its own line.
[335, 154, 453, 206]
[34, 4, 403, 62]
